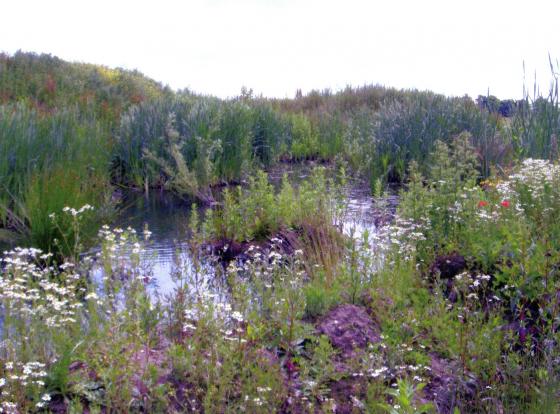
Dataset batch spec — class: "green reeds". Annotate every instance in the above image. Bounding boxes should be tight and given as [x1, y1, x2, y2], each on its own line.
[511, 58, 560, 160]
[0, 104, 112, 253]
[116, 96, 292, 198]
[373, 91, 504, 182]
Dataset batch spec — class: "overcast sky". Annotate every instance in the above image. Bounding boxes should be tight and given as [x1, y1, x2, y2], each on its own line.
[2, 0, 560, 99]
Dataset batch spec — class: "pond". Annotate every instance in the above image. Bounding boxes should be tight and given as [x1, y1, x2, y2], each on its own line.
[111, 164, 398, 297]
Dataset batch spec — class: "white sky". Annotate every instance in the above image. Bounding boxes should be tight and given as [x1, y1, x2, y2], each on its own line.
[2, 0, 560, 99]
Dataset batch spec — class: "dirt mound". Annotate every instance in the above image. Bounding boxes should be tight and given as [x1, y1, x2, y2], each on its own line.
[430, 252, 467, 279]
[316, 304, 380, 358]
[425, 354, 479, 413]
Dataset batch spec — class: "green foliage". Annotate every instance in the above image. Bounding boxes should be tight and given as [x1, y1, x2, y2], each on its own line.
[389, 147, 560, 411]
[0, 51, 167, 123]
[289, 112, 318, 160]
[143, 111, 221, 201]
[204, 168, 342, 243]
[373, 92, 503, 182]
[3, 50, 560, 413]
[299, 335, 342, 401]
[0, 105, 112, 253]
[250, 103, 288, 166]
[511, 59, 560, 160]
[214, 101, 253, 181]
[303, 276, 341, 318]
[379, 379, 434, 414]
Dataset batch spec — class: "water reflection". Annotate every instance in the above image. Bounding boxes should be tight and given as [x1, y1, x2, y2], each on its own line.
[109, 165, 396, 297]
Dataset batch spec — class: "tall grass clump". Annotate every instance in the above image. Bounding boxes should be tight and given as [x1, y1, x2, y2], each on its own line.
[287, 112, 319, 160]
[213, 101, 253, 182]
[0, 104, 112, 254]
[202, 168, 345, 243]
[373, 91, 506, 182]
[117, 96, 293, 201]
[250, 102, 289, 167]
[114, 96, 185, 189]
[342, 107, 377, 175]
[315, 111, 345, 160]
[511, 59, 560, 160]
[117, 96, 223, 198]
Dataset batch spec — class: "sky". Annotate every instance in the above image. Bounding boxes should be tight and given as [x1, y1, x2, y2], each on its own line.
[2, 0, 560, 99]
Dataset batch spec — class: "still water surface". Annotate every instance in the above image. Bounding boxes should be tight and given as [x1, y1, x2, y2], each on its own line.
[112, 165, 397, 296]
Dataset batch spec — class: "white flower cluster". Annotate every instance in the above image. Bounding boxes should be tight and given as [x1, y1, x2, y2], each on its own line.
[0, 361, 49, 412]
[476, 208, 501, 223]
[62, 204, 94, 217]
[97, 225, 154, 286]
[182, 293, 249, 345]
[0, 248, 84, 328]
[498, 158, 560, 203]
[383, 216, 428, 259]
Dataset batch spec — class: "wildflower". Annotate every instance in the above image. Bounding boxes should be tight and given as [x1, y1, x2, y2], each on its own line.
[231, 311, 244, 322]
[2, 402, 18, 412]
[85, 292, 99, 300]
[59, 262, 75, 270]
[500, 199, 510, 208]
[184, 322, 196, 331]
[478, 200, 488, 208]
[351, 396, 365, 409]
[370, 367, 388, 378]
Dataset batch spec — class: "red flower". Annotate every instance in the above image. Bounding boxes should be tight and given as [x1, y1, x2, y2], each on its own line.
[501, 200, 510, 208]
[478, 200, 488, 208]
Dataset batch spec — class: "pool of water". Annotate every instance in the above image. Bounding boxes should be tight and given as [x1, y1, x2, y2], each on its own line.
[109, 164, 398, 296]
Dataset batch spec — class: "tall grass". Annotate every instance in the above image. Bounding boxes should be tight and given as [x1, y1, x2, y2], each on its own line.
[214, 101, 253, 182]
[373, 92, 505, 182]
[287, 113, 318, 160]
[511, 59, 560, 160]
[250, 102, 289, 166]
[116, 96, 292, 198]
[4, 50, 560, 255]
[0, 104, 112, 252]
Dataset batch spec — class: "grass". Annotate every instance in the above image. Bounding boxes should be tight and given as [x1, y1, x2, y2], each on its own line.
[0, 104, 113, 255]
[199, 168, 348, 282]
[3, 51, 560, 254]
[1, 50, 560, 412]
[1, 154, 560, 412]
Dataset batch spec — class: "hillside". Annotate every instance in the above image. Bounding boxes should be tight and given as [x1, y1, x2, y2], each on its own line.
[0, 51, 169, 122]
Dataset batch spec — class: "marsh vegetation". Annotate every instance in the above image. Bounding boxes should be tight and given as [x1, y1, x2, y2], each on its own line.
[1, 52, 560, 413]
